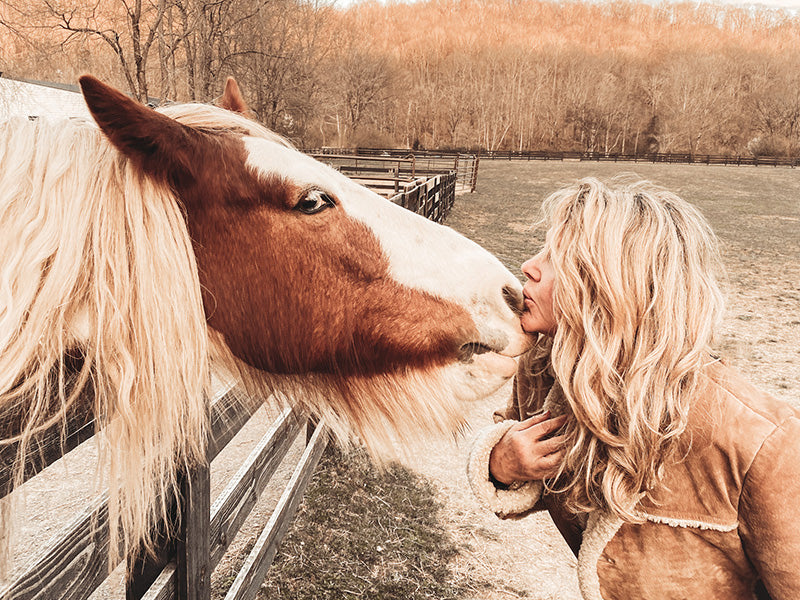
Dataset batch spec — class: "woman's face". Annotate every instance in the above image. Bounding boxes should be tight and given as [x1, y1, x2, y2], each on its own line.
[520, 248, 557, 335]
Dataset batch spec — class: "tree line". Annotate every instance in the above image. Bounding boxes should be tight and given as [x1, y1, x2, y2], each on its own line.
[2, 0, 800, 157]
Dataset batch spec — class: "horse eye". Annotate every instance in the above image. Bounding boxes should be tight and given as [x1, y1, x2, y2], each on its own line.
[296, 190, 335, 215]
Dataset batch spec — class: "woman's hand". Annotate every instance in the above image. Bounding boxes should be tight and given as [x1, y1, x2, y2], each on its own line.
[489, 411, 567, 485]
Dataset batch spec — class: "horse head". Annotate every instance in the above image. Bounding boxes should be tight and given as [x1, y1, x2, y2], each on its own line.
[76, 75, 530, 445]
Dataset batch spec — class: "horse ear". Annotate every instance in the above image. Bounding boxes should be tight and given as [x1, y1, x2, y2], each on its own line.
[79, 75, 202, 188]
[218, 77, 253, 117]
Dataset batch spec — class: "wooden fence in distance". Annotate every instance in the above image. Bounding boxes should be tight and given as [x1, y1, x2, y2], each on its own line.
[390, 172, 457, 224]
[308, 153, 459, 224]
[308, 149, 479, 193]
[0, 379, 328, 600]
[311, 146, 799, 169]
[475, 149, 800, 167]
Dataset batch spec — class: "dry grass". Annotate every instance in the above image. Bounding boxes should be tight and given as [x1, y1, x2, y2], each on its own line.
[253, 446, 474, 600]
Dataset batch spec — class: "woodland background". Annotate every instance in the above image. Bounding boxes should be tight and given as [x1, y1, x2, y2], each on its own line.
[2, 0, 800, 156]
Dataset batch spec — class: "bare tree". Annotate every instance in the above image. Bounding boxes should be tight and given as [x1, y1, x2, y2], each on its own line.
[40, 0, 168, 100]
[326, 45, 396, 146]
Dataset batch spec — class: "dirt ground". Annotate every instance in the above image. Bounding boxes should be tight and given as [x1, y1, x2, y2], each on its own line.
[4, 160, 798, 600]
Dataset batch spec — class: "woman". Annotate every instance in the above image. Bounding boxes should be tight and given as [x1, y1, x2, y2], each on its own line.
[468, 177, 800, 600]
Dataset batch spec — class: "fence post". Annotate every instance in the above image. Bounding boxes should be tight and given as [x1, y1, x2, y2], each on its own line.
[471, 153, 480, 192]
[126, 413, 211, 600]
[177, 459, 211, 600]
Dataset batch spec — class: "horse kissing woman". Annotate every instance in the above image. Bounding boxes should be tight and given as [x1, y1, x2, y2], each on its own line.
[468, 178, 800, 600]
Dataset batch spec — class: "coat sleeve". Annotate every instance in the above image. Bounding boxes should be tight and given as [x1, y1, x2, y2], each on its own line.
[467, 419, 544, 517]
[469, 343, 554, 518]
[739, 415, 800, 599]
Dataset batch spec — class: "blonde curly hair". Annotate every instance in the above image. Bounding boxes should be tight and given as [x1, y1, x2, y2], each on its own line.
[542, 177, 725, 521]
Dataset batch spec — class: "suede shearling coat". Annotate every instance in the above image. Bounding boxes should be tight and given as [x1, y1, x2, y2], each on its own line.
[468, 347, 800, 600]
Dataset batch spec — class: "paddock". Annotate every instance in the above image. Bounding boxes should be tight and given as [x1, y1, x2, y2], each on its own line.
[2, 157, 798, 600]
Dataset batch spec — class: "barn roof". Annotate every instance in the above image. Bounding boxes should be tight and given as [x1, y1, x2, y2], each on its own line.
[0, 76, 90, 121]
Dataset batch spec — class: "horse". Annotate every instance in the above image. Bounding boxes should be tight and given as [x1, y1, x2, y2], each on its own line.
[0, 76, 529, 567]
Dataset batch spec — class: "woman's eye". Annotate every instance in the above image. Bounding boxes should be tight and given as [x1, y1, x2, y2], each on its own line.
[296, 191, 335, 215]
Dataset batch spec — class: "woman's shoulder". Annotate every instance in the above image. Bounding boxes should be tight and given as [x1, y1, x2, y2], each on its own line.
[697, 360, 799, 434]
[638, 361, 799, 526]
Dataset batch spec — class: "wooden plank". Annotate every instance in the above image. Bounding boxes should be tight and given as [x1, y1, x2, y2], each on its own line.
[209, 406, 302, 566]
[0, 385, 95, 499]
[223, 423, 328, 600]
[0, 378, 248, 502]
[0, 387, 256, 600]
[310, 153, 413, 164]
[0, 496, 115, 600]
[140, 563, 176, 600]
[208, 386, 260, 461]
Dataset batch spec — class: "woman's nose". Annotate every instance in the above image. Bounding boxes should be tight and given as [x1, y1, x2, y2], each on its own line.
[522, 256, 541, 281]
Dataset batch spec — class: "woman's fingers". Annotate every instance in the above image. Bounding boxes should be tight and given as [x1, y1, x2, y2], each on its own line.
[516, 410, 553, 430]
[536, 448, 566, 475]
[538, 434, 567, 456]
[489, 417, 569, 485]
[519, 413, 567, 441]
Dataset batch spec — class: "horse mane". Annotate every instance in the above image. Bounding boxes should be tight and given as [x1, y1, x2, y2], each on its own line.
[0, 111, 210, 565]
[158, 101, 292, 147]
[0, 105, 470, 573]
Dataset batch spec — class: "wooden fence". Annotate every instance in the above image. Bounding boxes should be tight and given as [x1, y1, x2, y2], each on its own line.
[475, 149, 800, 167]
[390, 172, 457, 224]
[0, 377, 328, 600]
[308, 149, 479, 193]
[311, 146, 799, 168]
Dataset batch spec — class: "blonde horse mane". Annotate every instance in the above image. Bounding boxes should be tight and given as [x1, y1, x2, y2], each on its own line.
[0, 109, 215, 567]
[0, 104, 469, 575]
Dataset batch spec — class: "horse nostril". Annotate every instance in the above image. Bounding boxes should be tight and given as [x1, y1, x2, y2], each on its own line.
[502, 285, 524, 315]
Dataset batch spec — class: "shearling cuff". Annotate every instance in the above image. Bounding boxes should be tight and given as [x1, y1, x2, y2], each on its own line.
[467, 420, 543, 517]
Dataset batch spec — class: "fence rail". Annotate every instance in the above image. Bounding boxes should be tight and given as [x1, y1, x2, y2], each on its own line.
[310, 146, 799, 168]
[389, 172, 457, 223]
[0, 380, 327, 600]
[307, 148, 479, 192]
[475, 149, 800, 167]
